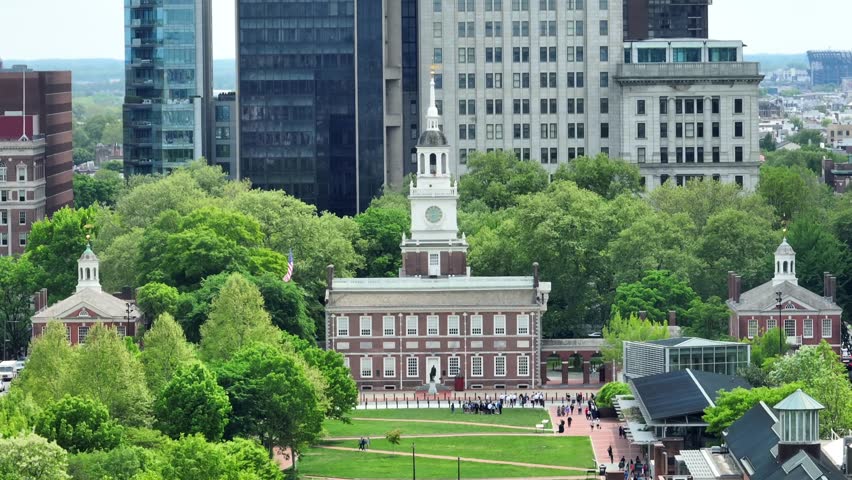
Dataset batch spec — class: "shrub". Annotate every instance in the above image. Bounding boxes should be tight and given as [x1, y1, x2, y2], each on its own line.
[597, 382, 631, 408]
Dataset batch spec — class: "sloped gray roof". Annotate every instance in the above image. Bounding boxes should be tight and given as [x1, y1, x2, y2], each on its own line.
[774, 389, 825, 411]
[630, 369, 750, 422]
[732, 280, 840, 312]
[32, 288, 135, 321]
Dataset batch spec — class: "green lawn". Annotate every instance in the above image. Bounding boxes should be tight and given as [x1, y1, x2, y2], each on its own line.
[350, 407, 550, 427]
[324, 436, 595, 469]
[294, 447, 586, 479]
[324, 419, 532, 437]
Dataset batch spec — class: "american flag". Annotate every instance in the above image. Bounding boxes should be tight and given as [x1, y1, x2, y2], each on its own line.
[283, 249, 294, 282]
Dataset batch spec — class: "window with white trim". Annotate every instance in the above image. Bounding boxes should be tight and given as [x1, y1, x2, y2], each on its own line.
[407, 357, 419, 377]
[78, 326, 89, 344]
[747, 319, 758, 338]
[17, 165, 26, 182]
[784, 318, 796, 337]
[65, 326, 71, 344]
[448, 315, 460, 335]
[471, 356, 483, 377]
[448, 357, 460, 377]
[337, 317, 349, 337]
[116, 325, 127, 337]
[383, 316, 395, 336]
[495, 356, 506, 376]
[360, 357, 373, 378]
[383, 357, 396, 377]
[344, 356, 350, 369]
[493, 315, 506, 335]
[518, 355, 530, 376]
[427, 315, 439, 335]
[803, 318, 813, 338]
[517, 314, 530, 334]
[822, 318, 833, 338]
[471, 315, 483, 335]
[406, 315, 418, 335]
[767, 318, 777, 331]
[0, 167, 5, 182]
[360, 316, 372, 336]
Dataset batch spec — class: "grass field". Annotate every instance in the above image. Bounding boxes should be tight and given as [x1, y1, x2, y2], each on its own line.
[292, 408, 596, 479]
[325, 436, 595, 468]
[295, 448, 586, 479]
[350, 407, 550, 427]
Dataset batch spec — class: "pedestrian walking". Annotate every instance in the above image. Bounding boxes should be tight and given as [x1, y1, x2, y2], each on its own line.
[608, 445, 614, 464]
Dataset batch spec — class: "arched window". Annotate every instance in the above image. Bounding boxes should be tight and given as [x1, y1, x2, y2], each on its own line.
[94, 268, 98, 281]
[79, 267, 83, 280]
[791, 261, 794, 273]
[441, 153, 447, 174]
[783, 261, 788, 273]
[86, 267, 91, 280]
[429, 153, 437, 174]
[776, 261, 780, 273]
[419, 154, 426, 174]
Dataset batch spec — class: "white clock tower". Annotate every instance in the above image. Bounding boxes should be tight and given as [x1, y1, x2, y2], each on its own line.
[401, 74, 469, 278]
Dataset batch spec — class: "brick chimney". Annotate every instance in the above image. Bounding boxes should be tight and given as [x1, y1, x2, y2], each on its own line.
[824, 272, 832, 300]
[727, 271, 735, 301]
[533, 262, 540, 288]
[327, 264, 335, 291]
[668, 310, 677, 326]
[734, 275, 742, 303]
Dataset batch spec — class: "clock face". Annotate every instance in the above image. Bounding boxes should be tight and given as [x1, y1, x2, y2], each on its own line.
[425, 206, 443, 224]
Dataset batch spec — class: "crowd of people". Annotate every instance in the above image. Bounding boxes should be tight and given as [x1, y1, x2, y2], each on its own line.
[449, 391, 553, 415]
[555, 391, 601, 433]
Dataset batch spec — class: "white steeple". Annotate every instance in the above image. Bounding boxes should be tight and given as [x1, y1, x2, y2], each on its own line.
[425, 74, 440, 132]
[77, 237, 102, 292]
[772, 237, 797, 286]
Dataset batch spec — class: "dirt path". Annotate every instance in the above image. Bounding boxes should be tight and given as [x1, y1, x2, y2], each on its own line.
[350, 417, 540, 431]
[316, 445, 591, 472]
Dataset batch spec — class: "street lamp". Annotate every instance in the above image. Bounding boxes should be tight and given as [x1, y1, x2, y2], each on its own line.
[776, 291, 783, 356]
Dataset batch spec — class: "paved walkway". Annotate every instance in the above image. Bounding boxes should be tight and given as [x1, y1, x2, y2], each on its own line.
[329, 432, 549, 441]
[316, 445, 591, 472]
[546, 406, 640, 466]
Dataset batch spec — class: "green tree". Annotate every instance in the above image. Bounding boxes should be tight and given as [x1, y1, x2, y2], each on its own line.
[681, 297, 730, 340]
[199, 273, 280, 363]
[73, 170, 125, 208]
[160, 434, 238, 480]
[612, 270, 699, 323]
[218, 343, 326, 456]
[788, 129, 824, 147]
[34, 395, 123, 453]
[251, 273, 315, 339]
[0, 255, 42, 360]
[459, 150, 549, 210]
[222, 438, 284, 480]
[283, 333, 357, 420]
[759, 133, 777, 151]
[385, 429, 402, 452]
[354, 196, 410, 277]
[0, 387, 39, 438]
[704, 383, 802, 434]
[18, 322, 76, 406]
[67, 445, 156, 480]
[764, 146, 835, 174]
[596, 382, 631, 408]
[0, 433, 71, 480]
[602, 311, 669, 367]
[757, 165, 827, 220]
[694, 208, 778, 298]
[140, 313, 196, 394]
[553, 154, 643, 199]
[97, 229, 143, 293]
[68, 324, 152, 426]
[25, 206, 99, 303]
[787, 216, 849, 294]
[154, 363, 231, 441]
[136, 283, 180, 321]
[748, 327, 790, 366]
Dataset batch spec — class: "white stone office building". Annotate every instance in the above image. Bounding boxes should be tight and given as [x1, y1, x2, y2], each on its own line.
[615, 39, 763, 190]
[418, 0, 624, 175]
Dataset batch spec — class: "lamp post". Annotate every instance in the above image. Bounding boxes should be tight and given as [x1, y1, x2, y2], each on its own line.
[412, 442, 416, 480]
[776, 291, 783, 356]
[125, 303, 133, 337]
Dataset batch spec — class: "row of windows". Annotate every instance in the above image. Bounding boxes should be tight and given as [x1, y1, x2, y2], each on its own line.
[746, 318, 833, 339]
[0, 165, 28, 183]
[0, 232, 27, 247]
[459, 147, 587, 164]
[0, 190, 28, 202]
[0, 210, 27, 226]
[63, 325, 128, 344]
[435, 46, 608, 65]
[354, 355, 530, 378]
[435, 0, 605, 13]
[636, 121, 746, 140]
[336, 314, 531, 337]
[643, 146, 744, 163]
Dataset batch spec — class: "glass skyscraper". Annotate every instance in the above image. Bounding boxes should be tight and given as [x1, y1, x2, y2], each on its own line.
[123, 0, 212, 175]
[237, 1, 402, 216]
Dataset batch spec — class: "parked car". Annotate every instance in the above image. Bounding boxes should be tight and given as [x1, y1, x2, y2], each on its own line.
[13, 360, 24, 375]
[0, 361, 16, 382]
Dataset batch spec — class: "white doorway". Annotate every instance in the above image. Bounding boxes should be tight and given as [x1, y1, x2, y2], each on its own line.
[425, 357, 441, 383]
[428, 253, 440, 276]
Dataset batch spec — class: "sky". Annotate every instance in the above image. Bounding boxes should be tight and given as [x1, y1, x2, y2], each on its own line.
[0, 0, 849, 60]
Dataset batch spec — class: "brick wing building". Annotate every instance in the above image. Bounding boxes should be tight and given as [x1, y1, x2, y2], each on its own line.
[326, 77, 551, 391]
[32, 243, 139, 345]
[727, 238, 842, 352]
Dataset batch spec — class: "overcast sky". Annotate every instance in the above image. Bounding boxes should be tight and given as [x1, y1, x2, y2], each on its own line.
[0, 0, 848, 60]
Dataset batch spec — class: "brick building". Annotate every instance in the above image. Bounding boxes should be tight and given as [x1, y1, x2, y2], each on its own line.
[727, 238, 842, 352]
[32, 243, 139, 345]
[0, 65, 74, 255]
[325, 78, 551, 391]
